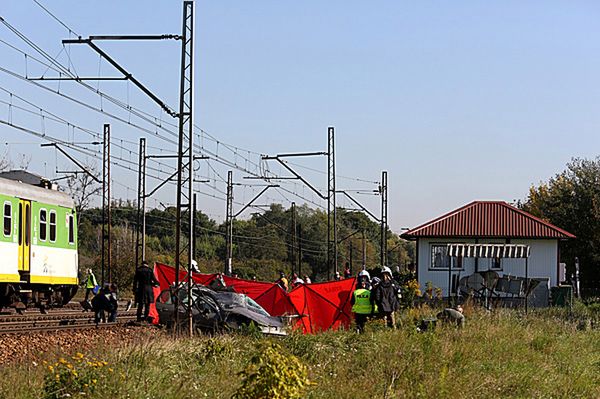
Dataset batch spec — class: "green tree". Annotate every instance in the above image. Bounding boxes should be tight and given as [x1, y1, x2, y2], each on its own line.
[522, 157, 600, 292]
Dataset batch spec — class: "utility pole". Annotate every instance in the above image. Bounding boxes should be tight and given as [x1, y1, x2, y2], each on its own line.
[291, 202, 297, 275]
[380, 170, 388, 268]
[298, 223, 302, 276]
[189, 193, 197, 336]
[101, 123, 111, 286]
[173, 0, 195, 333]
[224, 171, 233, 275]
[362, 230, 367, 269]
[327, 127, 337, 278]
[135, 137, 146, 270]
[349, 241, 353, 274]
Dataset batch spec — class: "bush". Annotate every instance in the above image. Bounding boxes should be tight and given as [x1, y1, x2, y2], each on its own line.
[233, 342, 311, 399]
[43, 352, 114, 399]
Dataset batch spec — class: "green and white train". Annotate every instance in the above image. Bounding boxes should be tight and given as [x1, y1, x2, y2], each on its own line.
[0, 172, 78, 311]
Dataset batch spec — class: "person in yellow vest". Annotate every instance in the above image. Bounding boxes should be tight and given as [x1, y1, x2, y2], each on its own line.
[351, 279, 376, 333]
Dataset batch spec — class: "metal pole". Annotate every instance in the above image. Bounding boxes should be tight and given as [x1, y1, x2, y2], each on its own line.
[106, 125, 111, 284]
[291, 202, 296, 275]
[327, 127, 337, 278]
[298, 223, 302, 276]
[349, 241, 353, 274]
[189, 193, 196, 336]
[135, 137, 146, 269]
[101, 123, 111, 286]
[174, 1, 195, 334]
[448, 255, 452, 305]
[380, 170, 387, 268]
[327, 130, 331, 280]
[362, 230, 366, 269]
[525, 257, 529, 314]
[225, 171, 233, 276]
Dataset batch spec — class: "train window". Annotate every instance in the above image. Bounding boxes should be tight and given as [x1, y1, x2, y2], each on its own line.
[49, 211, 57, 242]
[3, 202, 10, 237]
[39, 209, 47, 241]
[18, 203, 22, 245]
[68, 214, 74, 244]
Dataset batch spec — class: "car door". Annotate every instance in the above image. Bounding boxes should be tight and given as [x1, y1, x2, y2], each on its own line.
[155, 290, 175, 324]
[193, 293, 221, 331]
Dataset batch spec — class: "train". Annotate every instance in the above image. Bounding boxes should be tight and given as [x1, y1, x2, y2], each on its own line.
[0, 170, 78, 312]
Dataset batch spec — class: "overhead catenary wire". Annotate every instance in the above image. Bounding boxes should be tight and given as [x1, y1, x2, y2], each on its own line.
[0, 13, 377, 217]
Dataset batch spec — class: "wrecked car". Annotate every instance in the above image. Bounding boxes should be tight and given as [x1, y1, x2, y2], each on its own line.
[155, 284, 286, 336]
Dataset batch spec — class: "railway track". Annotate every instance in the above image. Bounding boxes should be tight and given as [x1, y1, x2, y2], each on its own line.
[0, 308, 140, 334]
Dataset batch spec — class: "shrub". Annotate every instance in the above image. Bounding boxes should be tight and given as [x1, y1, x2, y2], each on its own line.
[232, 342, 310, 399]
[43, 352, 113, 399]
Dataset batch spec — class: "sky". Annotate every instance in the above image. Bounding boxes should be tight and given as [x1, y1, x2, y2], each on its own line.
[1, 1, 600, 232]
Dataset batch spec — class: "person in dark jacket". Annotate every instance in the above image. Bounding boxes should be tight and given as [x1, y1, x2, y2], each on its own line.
[91, 286, 110, 324]
[133, 260, 159, 322]
[372, 266, 400, 328]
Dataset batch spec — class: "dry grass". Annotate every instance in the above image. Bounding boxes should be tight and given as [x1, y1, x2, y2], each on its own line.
[1, 306, 599, 398]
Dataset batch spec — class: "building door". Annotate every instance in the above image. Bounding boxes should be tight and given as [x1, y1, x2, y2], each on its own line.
[17, 200, 31, 272]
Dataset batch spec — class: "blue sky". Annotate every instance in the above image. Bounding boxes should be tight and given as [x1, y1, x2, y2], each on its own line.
[1, 1, 600, 231]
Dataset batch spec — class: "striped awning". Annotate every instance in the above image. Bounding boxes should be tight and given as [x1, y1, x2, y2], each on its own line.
[447, 243, 530, 258]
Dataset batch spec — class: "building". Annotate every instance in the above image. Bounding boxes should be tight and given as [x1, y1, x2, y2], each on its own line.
[400, 201, 575, 296]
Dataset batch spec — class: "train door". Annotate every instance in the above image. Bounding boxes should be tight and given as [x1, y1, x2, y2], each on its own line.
[17, 200, 31, 272]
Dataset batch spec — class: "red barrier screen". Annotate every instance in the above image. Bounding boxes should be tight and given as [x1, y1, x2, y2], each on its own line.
[150, 262, 356, 334]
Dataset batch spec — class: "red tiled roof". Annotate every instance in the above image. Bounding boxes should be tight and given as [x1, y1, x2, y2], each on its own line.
[401, 201, 575, 239]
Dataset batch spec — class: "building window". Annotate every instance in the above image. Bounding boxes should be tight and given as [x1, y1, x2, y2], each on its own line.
[49, 211, 57, 242]
[39, 209, 47, 241]
[490, 257, 502, 270]
[3, 202, 11, 237]
[431, 244, 462, 270]
[68, 214, 74, 244]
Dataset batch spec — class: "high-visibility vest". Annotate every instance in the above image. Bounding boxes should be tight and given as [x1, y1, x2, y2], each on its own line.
[86, 273, 97, 289]
[352, 288, 375, 314]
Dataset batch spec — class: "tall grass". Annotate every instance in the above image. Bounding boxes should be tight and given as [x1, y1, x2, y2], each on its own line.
[1, 307, 599, 398]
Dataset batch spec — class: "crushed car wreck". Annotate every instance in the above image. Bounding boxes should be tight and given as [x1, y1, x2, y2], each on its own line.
[155, 284, 287, 336]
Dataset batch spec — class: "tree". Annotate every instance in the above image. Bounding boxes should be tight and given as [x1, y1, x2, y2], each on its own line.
[66, 165, 101, 216]
[0, 149, 11, 171]
[521, 157, 600, 292]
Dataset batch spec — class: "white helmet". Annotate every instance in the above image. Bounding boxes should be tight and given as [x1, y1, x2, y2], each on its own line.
[358, 270, 370, 279]
[381, 266, 392, 276]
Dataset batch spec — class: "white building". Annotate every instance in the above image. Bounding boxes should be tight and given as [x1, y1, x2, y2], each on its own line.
[400, 201, 575, 297]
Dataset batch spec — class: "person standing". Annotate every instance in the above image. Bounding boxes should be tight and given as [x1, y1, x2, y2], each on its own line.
[344, 263, 352, 279]
[291, 273, 304, 289]
[372, 266, 400, 329]
[107, 283, 119, 322]
[351, 279, 376, 333]
[84, 268, 98, 302]
[133, 260, 159, 322]
[276, 271, 289, 291]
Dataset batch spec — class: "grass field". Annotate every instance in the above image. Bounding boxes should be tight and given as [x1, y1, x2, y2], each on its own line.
[1, 304, 599, 399]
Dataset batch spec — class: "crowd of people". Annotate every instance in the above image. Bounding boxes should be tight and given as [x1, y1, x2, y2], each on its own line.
[81, 261, 463, 331]
[81, 260, 159, 325]
[350, 266, 465, 333]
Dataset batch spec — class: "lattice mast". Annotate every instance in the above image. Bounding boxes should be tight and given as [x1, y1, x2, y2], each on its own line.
[380, 170, 388, 267]
[174, 0, 195, 331]
[101, 124, 111, 285]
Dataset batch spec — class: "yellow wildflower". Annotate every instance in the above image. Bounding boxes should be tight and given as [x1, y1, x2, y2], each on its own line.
[47, 365, 54, 372]
[66, 364, 73, 369]
[92, 379, 97, 384]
